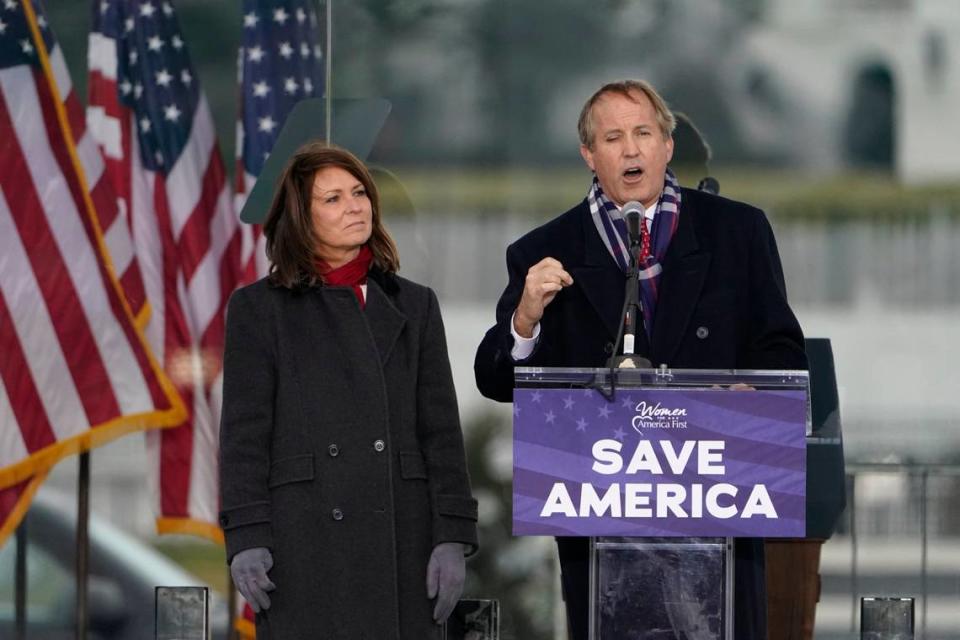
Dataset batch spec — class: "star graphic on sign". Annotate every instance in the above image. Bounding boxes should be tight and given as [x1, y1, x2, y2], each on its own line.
[576, 418, 588, 432]
[613, 427, 627, 441]
[139, 1, 155, 18]
[155, 68, 173, 87]
[296, 8, 306, 23]
[563, 396, 575, 410]
[20, 40, 33, 55]
[252, 81, 270, 98]
[620, 395, 634, 409]
[247, 46, 265, 62]
[163, 104, 181, 122]
[243, 12, 258, 28]
[258, 116, 277, 132]
[531, 391, 542, 403]
[171, 34, 183, 50]
[283, 77, 299, 95]
[139, 117, 151, 133]
[598, 405, 612, 419]
[180, 69, 192, 86]
[513, 404, 522, 417]
[544, 411, 556, 425]
[273, 7, 289, 24]
[147, 36, 164, 52]
[278, 42, 293, 59]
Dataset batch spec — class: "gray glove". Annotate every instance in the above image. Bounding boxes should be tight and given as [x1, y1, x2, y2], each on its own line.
[426, 542, 465, 623]
[230, 547, 276, 613]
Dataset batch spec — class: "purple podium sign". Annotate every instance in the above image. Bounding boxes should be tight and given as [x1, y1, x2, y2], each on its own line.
[512, 387, 806, 537]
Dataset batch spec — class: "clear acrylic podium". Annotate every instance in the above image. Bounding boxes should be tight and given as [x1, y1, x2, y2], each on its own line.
[513, 366, 810, 640]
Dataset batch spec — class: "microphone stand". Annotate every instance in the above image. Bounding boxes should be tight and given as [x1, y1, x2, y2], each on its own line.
[600, 236, 652, 400]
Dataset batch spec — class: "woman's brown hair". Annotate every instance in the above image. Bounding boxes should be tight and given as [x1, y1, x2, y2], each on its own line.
[263, 141, 400, 289]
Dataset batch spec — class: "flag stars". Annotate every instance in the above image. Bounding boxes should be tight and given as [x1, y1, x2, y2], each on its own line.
[273, 7, 289, 24]
[128, 49, 138, 65]
[119, 79, 132, 95]
[296, 8, 306, 23]
[155, 150, 164, 166]
[140, 1, 156, 18]
[314, 44, 322, 59]
[20, 40, 34, 55]
[0, 19, 7, 35]
[283, 77, 299, 95]
[155, 68, 173, 87]
[171, 34, 183, 50]
[124, 17, 134, 32]
[147, 36, 165, 52]
[243, 12, 258, 28]
[164, 104, 181, 122]
[258, 116, 277, 133]
[139, 117, 151, 133]
[278, 41, 293, 59]
[300, 43, 310, 59]
[162, 2, 173, 16]
[247, 45, 264, 62]
[180, 69, 192, 86]
[133, 82, 143, 99]
[252, 81, 270, 98]
[37, 15, 47, 28]
[3, 0, 16, 10]
[303, 77, 313, 94]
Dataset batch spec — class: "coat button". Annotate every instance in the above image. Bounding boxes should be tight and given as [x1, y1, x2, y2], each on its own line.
[332, 508, 344, 521]
[373, 439, 385, 452]
[696, 326, 709, 339]
[328, 444, 339, 457]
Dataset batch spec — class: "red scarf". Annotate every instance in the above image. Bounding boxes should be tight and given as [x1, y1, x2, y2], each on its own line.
[316, 245, 374, 308]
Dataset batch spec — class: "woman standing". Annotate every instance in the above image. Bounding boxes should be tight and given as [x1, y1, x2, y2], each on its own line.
[218, 142, 478, 638]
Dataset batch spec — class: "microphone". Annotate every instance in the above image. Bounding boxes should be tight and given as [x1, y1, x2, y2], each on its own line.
[622, 200, 644, 247]
[697, 176, 720, 195]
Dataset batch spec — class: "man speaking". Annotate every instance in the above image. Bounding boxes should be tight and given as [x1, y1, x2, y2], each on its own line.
[474, 80, 806, 639]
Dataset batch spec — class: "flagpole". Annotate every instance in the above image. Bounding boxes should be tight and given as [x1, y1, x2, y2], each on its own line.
[15, 518, 26, 640]
[77, 452, 91, 640]
[325, 0, 332, 144]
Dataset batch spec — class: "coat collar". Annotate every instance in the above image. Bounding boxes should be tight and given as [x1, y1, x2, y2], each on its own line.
[363, 271, 406, 365]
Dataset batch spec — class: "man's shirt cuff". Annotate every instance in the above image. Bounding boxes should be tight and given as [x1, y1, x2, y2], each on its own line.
[510, 312, 540, 361]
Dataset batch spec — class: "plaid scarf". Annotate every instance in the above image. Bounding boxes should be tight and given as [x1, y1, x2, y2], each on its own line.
[586, 169, 681, 338]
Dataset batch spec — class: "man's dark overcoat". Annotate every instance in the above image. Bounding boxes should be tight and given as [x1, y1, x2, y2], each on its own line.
[474, 187, 807, 640]
[220, 270, 478, 640]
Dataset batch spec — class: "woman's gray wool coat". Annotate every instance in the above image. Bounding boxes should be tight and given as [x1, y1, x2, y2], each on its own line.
[218, 269, 479, 639]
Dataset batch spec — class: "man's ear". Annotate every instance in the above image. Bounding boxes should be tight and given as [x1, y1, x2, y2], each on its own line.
[665, 135, 674, 164]
[579, 144, 595, 172]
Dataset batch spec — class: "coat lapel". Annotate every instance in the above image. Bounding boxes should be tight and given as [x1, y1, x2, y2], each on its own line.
[364, 276, 406, 366]
[651, 196, 711, 366]
[568, 207, 626, 343]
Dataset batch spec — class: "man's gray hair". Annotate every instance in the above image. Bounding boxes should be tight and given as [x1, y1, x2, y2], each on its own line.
[577, 80, 676, 149]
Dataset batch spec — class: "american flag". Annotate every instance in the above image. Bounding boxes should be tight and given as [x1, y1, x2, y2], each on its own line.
[0, 0, 184, 545]
[87, 0, 245, 542]
[236, 0, 324, 279]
